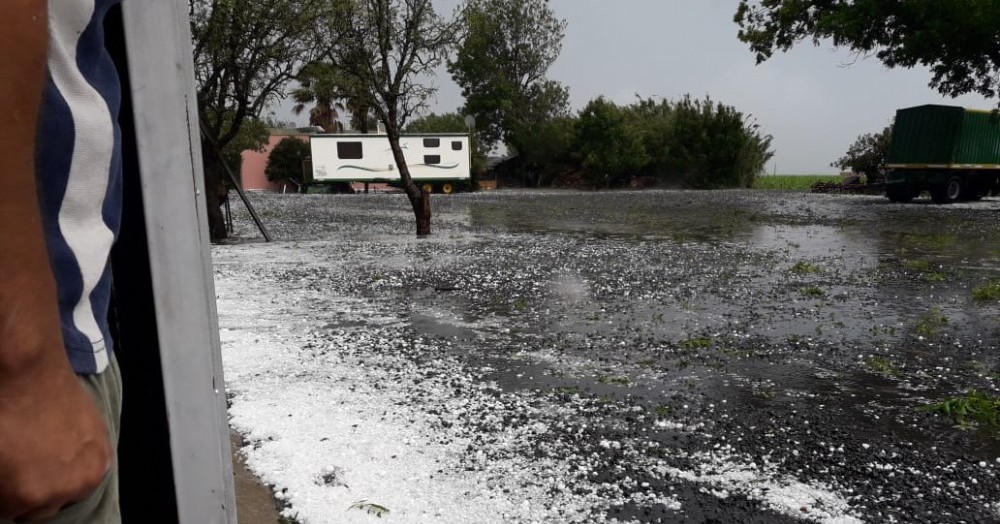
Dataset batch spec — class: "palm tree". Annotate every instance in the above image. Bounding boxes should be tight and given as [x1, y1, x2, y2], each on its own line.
[291, 61, 345, 132]
[292, 61, 377, 133]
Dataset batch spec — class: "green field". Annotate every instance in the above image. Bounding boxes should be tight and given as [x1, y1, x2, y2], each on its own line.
[752, 175, 840, 190]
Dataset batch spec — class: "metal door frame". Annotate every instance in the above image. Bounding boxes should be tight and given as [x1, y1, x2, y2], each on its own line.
[108, 1, 236, 522]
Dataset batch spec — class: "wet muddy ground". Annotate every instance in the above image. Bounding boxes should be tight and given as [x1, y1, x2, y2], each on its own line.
[216, 190, 1000, 523]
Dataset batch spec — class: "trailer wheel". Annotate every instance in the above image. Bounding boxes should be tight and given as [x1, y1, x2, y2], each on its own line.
[931, 176, 962, 204]
[422, 183, 434, 195]
[886, 184, 914, 203]
[441, 183, 454, 194]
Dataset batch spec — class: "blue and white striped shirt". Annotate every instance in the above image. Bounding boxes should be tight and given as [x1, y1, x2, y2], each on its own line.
[37, 0, 123, 375]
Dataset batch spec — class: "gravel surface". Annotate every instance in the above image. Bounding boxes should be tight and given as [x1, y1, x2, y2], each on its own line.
[215, 189, 1000, 524]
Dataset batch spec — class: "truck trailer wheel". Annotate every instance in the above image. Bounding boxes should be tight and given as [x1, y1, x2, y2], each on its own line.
[422, 183, 434, 195]
[441, 183, 454, 194]
[886, 184, 914, 203]
[931, 176, 963, 204]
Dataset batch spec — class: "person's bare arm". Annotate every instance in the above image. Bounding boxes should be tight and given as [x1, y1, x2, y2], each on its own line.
[0, 0, 113, 520]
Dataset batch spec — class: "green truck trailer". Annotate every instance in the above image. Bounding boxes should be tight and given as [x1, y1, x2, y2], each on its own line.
[885, 105, 1000, 203]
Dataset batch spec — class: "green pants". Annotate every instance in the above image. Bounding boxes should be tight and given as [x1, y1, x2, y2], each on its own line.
[1, 356, 122, 524]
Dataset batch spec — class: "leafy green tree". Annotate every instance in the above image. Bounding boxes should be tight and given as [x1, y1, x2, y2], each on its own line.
[661, 96, 772, 189]
[505, 81, 570, 158]
[449, 0, 569, 153]
[833, 126, 892, 185]
[626, 97, 677, 182]
[265, 137, 311, 183]
[323, 0, 457, 236]
[565, 95, 773, 189]
[515, 116, 578, 187]
[190, 0, 324, 241]
[405, 112, 468, 133]
[221, 116, 271, 188]
[574, 98, 647, 188]
[735, 1, 1000, 100]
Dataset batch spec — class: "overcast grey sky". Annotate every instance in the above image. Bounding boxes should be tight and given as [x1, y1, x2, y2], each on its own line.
[442, 1, 997, 174]
[280, 1, 994, 174]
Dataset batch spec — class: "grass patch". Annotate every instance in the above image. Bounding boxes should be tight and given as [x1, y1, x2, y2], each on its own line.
[678, 336, 713, 349]
[920, 390, 1000, 430]
[752, 175, 840, 190]
[654, 404, 674, 417]
[752, 384, 775, 399]
[866, 356, 899, 377]
[552, 386, 581, 396]
[800, 286, 826, 298]
[914, 307, 948, 338]
[597, 375, 631, 387]
[901, 259, 947, 281]
[349, 501, 390, 518]
[897, 232, 957, 248]
[790, 261, 822, 275]
[973, 281, 1000, 302]
[902, 259, 932, 272]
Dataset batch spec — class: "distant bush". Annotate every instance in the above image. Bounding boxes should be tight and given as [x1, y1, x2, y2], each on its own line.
[265, 137, 310, 183]
[575, 97, 648, 188]
[640, 95, 773, 189]
[833, 126, 892, 185]
[569, 95, 773, 189]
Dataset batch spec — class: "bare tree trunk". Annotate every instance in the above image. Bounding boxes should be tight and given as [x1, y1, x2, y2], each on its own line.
[205, 187, 228, 242]
[408, 190, 431, 236]
[386, 129, 431, 237]
[201, 144, 229, 242]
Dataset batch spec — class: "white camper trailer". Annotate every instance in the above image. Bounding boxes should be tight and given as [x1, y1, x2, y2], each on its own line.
[310, 133, 471, 193]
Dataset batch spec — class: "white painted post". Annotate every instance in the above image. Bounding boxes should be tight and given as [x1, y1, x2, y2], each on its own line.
[118, 1, 237, 523]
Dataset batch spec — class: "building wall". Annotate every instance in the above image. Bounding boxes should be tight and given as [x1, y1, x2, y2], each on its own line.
[240, 133, 309, 192]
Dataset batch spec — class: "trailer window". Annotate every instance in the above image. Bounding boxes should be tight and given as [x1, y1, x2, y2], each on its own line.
[424, 155, 441, 165]
[337, 142, 363, 159]
[451, 141, 463, 151]
[423, 138, 440, 148]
